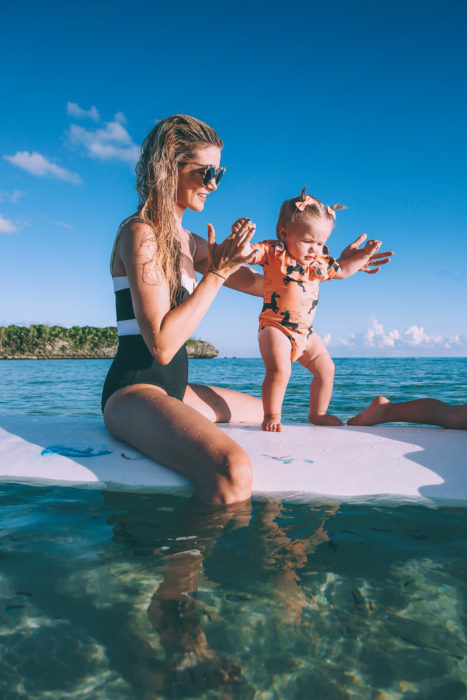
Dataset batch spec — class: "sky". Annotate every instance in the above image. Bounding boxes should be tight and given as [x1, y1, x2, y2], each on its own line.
[1, 0, 466, 357]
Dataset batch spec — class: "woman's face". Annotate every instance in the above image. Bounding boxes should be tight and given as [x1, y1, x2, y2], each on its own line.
[176, 146, 222, 213]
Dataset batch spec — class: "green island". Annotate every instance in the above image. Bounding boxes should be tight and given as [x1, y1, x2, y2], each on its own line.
[0, 325, 218, 360]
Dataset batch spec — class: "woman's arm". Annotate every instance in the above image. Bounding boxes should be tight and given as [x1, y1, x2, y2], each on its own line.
[119, 221, 254, 365]
[193, 233, 264, 297]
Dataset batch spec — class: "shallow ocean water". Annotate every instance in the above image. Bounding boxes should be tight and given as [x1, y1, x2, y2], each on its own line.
[0, 358, 466, 698]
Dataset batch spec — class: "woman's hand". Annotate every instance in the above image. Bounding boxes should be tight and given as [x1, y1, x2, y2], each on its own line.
[339, 233, 394, 274]
[207, 219, 256, 279]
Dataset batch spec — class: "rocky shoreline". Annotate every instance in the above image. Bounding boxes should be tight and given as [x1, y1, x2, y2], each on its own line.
[0, 325, 218, 360]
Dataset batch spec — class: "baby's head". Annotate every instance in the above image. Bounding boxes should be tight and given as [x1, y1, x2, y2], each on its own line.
[276, 187, 345, 264]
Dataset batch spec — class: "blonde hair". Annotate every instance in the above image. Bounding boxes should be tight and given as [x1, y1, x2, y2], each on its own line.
[276, 186, 345, 238]
[135, 114, 223, 301]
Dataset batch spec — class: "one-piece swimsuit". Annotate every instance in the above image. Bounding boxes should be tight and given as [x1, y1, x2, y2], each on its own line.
[101, 216, 196, 411]
[251, 240, 340, 362]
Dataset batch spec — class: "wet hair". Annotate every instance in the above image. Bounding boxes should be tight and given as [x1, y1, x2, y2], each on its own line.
[135, 115, 223, 301]
[276, 186, 345, 238]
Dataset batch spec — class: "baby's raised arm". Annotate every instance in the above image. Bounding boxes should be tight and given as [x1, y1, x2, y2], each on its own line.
[334, 238, 382, 279]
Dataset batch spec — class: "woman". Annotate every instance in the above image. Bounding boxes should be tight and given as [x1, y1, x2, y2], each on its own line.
[102, 114, 392, 504]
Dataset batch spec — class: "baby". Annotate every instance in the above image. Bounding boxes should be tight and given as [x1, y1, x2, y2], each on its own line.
[236, 187, 382, 432]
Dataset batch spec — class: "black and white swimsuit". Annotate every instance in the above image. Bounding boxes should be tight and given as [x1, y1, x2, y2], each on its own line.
[101, 218, 196, 411]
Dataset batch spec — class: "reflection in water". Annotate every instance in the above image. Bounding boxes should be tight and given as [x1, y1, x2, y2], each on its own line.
[105, 492, 338, 696]
[107, 493, 253, 694]
[0, 486, 466, 698]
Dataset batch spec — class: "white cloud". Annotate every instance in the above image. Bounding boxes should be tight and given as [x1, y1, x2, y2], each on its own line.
[53, 220, 73, 231]
[403, 325, 443, 346]
[363, 319, 400, 348]
[325, 318, 467, 356]
[66, 102, 100, 122]
[67, 117, 139, 166]
[0, 214, 18, 234]
[4, 151, 82, 184]
[0, 190, 23, 203]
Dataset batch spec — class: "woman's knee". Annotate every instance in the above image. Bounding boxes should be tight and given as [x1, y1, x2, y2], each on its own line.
[208, 446, 253, 505]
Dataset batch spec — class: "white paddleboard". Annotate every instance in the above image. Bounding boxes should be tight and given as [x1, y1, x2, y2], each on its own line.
[0, 414, 466, 505]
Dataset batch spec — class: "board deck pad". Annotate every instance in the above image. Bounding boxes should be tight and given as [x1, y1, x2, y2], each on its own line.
[1, 414, 466, 505]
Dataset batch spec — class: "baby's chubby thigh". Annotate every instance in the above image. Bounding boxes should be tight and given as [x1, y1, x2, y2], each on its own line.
[258, 325, 293, 373]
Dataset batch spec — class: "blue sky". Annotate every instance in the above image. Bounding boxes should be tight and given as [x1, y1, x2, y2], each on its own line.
[1, 0, 466, 356]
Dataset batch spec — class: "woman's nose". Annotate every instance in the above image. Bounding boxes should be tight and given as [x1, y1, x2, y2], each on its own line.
[207, 177, 218, 191]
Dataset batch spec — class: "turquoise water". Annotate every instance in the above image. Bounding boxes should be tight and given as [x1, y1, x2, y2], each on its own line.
[1, 357, 466, 420]
[0, 358, 466, 697]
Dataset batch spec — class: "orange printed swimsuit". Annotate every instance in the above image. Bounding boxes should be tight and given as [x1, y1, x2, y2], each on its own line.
[251, 241, 341, 362]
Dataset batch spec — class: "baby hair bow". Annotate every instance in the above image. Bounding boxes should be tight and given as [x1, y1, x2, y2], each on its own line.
[295, 186, 318, 212]
[295, 186, 347, 218]
[326, 203, 347, 221]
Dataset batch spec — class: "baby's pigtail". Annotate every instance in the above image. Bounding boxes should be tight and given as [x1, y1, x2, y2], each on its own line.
[327, 203, 347, 221]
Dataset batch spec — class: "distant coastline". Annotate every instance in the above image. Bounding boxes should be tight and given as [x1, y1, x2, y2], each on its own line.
[0, 325, 218, 360]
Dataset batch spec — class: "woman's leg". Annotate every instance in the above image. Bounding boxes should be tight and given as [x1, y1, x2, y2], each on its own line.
[258, 327, 292, 432]
[147, 498, 250, 688]
[348, 396, 467, 429]
[298, 333, 343, 426]
[183, 383, 263, 423]
[103, 384, 252, 504]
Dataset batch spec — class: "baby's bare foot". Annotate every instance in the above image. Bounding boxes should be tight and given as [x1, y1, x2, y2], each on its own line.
[262, 414, 283, 432]
[347, 396, 390, 426]
[308, 413, 344, 426]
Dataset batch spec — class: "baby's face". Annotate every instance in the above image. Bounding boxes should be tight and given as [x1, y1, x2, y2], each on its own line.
[279, 217, 333, 265]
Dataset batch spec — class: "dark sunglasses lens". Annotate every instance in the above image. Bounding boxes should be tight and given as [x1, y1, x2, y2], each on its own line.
[203, 166, 216, 186]
[215, 168, 225, 185]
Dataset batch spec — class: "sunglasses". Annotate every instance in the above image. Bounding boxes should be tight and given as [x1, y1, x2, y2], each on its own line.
[182, 161, 226, 186]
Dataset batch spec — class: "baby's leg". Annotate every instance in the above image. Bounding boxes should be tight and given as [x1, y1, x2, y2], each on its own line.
[258, 327, 292, 432]
[298, 333, 343, 426]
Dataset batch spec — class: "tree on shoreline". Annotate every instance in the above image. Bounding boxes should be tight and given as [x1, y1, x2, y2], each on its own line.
[0, 325, 217, 359]
[0, 324, 119, 358]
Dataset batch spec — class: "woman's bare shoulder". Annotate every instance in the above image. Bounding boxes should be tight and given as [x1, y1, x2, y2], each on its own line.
[112, 215, 157, 276]
[119, 214, 153, 237]
[118, 216, 155, 252]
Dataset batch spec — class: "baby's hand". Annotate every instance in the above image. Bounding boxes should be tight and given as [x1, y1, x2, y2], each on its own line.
[232, 216, 255, 235]
[338, 233, 393, 276]
[231, 217, 256, 258]
[362, 239, 382, 257]
[337, 237, 384, 278]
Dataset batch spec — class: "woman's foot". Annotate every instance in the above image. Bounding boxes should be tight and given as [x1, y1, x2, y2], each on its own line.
[262, 414, 283, 432]
[347, 396, 390, 426]
[308, 413, 344, 426]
